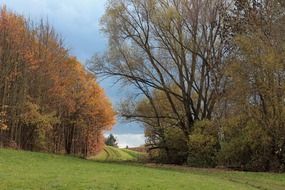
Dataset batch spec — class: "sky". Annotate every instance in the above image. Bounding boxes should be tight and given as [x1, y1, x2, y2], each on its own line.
[0, 0, 145, 148]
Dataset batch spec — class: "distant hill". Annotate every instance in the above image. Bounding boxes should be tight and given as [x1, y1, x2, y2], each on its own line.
[90, 146, 145, 161]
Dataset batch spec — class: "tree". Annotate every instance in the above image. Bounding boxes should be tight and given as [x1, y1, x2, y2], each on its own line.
[122, 88, 188, 163]
[0, 7, 116, 158]
[216, 0, 285, 171]
[105, 134, 118, 147]
[90, 0, 231, 163]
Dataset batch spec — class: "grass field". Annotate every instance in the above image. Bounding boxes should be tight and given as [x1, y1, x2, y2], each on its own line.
[0, 148, 285, 190]
[91, 146, 144, 161]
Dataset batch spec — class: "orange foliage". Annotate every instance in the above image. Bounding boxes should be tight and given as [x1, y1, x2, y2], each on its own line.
[0, 7, 116, 157]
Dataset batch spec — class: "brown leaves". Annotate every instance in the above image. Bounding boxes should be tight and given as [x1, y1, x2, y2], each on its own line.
[0, 123, 8, 130]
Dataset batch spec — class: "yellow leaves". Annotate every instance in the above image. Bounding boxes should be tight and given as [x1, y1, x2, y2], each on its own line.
[0, 123, 8, 130]
[234, 33, 278, 72]
[108, 4, 125, 17]
[48, 56, 116, 132]
[23, 50, 39, 70]
[235, 33, 279, 66]
[165, 6, 180, 20]
[20, 101, 59, 130]
[151, 5, 181, 27]
[229, 29, 285, 127]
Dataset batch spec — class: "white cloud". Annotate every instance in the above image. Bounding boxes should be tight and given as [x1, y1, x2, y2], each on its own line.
[105, 133, 145, 148]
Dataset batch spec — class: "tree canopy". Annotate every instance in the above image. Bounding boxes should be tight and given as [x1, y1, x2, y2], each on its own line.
[0, 7, 116, 157]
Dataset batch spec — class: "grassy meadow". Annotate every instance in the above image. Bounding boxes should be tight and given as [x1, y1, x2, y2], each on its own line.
[91, 146, 145, 161]
[0, 148, 285, 190]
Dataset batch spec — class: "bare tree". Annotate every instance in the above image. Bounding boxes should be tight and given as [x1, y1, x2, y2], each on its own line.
[90, 0, 230, 139]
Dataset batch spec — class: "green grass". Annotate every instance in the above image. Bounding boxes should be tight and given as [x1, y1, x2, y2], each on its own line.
[91, 146, 145, 161]
[0, 148, 285, 190]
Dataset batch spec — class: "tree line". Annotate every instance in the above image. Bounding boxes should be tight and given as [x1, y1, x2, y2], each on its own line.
[91, 0, 285, 171]
[0, 7, 116, 158]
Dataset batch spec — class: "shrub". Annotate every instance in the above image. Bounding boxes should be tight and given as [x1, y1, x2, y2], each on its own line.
[187, 120, 220, 167]
[147, 127, 188, 164]
[164, 127, 188, 164]
[218, 119, 273, 171]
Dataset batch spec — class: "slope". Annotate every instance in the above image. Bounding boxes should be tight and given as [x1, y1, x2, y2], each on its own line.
[0, 148, 285, 190]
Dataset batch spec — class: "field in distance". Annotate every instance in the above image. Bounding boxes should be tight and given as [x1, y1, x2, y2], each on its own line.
[90, 146, 145, 161]
[0, 148, 285, 190]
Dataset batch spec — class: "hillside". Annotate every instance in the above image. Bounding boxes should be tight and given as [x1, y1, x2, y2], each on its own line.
[91, 146, 145, 161]
[0, 149, 285, 190]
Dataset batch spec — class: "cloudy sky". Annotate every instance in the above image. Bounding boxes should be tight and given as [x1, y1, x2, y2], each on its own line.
[0, 0, 145, 147]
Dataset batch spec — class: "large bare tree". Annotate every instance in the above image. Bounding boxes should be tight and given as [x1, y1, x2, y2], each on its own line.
[90, 0, 230, 138]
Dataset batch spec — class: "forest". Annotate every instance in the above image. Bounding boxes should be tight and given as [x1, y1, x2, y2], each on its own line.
[0, 0, 285, 175]
[0, 7, 116, 158]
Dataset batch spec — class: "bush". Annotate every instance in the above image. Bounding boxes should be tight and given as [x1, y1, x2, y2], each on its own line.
[187, 120, 220, 167]
[147, 127, 188, 164]
[164, 127, 188, 164]
[217, 119, 273, 171]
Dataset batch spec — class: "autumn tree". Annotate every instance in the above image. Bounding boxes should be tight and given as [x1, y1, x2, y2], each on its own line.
[0, 7, 116, 157]
[214, 0, 285, 171]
